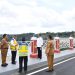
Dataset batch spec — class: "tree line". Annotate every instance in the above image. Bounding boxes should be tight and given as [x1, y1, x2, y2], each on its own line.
[0, 31, 75, 41]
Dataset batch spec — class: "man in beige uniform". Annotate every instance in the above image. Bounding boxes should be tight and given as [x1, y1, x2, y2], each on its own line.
[45, 35, 54, 72]
[1, 34, 8, 67]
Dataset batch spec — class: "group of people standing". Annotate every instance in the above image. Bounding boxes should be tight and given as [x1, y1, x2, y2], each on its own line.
[0, 34, 54, 74]
[0, 34, 28, 73]
[0, 34, 18, 67]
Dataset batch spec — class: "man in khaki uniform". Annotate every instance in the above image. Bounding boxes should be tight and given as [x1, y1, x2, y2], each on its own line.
[1, 34, 8, 67]
[45, 35, 54, 72]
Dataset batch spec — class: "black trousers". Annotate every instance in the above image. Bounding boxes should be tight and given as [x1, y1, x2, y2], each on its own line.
[19, 56, 28, 72]
[11, 51, 17, 63]
[37, 47, 42, 59]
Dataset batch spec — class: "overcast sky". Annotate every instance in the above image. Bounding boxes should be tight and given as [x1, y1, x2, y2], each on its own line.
[0, 0, 75, 34]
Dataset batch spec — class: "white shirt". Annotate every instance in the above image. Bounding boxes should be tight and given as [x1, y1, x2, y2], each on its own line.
[37, 37, 43, 47]
[10, 38, 16, 46]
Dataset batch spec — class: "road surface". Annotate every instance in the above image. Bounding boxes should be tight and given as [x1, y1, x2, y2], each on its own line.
[1, 57, 75, 75]
[27, 57, 75, 75]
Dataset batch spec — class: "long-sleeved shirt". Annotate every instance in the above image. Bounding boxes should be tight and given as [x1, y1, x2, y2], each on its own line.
[1, 39, 8, 49]
[37, 37, 43, 47]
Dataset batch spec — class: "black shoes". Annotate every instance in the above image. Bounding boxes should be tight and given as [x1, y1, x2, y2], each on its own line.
[46, 69, 54, 72]
[38, 57, 42, 59]
[1, 63, 8, 67]
[24, 71, 27, 74]
[18, 70, 22, 73]
[12, 61, 16, 64]
[18, 70, 27, 74]
[6, 63, 8, 65]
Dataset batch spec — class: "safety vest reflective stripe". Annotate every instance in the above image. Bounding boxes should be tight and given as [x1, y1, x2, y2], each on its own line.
[19, 52, 28, 56]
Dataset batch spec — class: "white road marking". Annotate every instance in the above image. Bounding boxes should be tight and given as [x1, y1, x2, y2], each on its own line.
[27, 57, 75, 75]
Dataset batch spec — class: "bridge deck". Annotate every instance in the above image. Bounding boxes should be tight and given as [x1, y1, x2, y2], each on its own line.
[0, 47, 75, 74]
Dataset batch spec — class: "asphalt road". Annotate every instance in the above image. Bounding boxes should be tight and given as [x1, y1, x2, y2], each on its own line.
[30, 57, 75, 75]
[1, 57, 75, 75]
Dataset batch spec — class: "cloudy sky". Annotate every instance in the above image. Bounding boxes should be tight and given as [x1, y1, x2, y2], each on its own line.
[0, 0, 75, 34]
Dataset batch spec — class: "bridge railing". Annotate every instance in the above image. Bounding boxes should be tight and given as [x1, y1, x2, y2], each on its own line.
[18, 38, 75, 51]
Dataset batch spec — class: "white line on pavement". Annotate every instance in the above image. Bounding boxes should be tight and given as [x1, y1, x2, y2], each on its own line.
[27, 57, 75, 75]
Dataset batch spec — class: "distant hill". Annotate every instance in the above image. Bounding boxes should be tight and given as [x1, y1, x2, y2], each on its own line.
[0, 31, 75, 41]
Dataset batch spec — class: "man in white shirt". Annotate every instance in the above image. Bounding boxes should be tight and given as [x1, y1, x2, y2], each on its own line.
[37, 34, 43, 59]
